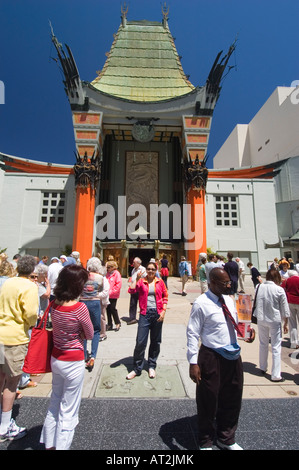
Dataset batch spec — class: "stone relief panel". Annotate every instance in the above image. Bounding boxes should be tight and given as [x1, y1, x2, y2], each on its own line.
[125, 152, 159, 234]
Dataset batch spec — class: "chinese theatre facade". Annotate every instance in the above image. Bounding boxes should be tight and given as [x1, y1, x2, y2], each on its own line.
[51, 6, 238, 275]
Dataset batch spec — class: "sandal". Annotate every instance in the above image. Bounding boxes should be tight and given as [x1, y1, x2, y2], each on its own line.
[115, 324, 121, 331]
[86, 358, 94, 371]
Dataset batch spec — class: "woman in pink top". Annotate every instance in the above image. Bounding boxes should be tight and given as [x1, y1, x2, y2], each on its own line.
[40, 265, 93, 451]
[126, 261, 168, 380]
[106, 261, 122, 331]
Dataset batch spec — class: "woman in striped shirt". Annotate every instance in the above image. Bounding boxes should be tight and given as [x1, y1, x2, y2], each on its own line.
[40, 265, 94, 450]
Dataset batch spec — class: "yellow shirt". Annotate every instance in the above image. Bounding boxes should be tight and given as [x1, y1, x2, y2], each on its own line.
[0, 276, 39, 345]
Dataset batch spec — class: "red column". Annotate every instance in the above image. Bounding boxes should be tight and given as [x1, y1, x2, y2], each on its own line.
[72, 186, 96, 268]
[185, 188, 207, 275]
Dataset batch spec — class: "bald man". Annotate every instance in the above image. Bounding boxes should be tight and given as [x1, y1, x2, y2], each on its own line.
[187, 268, 243, 450]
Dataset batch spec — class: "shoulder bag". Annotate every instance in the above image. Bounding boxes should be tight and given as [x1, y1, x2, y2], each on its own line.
[22, 300, 54, 374]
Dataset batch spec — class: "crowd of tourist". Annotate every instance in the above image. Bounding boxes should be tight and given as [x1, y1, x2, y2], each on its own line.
[188, 252, 299, 450]
[0, 249, 298, 450]
[0, 251, 169, 448]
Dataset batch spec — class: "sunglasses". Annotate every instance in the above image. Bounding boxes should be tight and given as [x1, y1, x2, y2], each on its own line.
[30, 275, 38, 279]
[147, 268, 156, 271]
[215, 280, 231, 287]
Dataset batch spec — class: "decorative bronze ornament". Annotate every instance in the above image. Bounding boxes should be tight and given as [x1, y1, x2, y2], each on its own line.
[74, 151, 101, 190]
[184, 155, 208, 191]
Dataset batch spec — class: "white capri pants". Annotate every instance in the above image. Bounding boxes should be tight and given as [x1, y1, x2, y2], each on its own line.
[40, 357, 85, 450]
[258, 320, 282, 380]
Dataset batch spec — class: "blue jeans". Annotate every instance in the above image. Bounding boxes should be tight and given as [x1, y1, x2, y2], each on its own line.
[133, 308, 163, 374]
[82, 300, 101, 359]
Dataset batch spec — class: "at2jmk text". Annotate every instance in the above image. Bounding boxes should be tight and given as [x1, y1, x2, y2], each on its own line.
[148, 454, 194, 465]
[106, 454, 194, 467]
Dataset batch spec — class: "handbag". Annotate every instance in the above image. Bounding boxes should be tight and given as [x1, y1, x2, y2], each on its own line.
[251, 284, 260, 324]
[22, 301, 54, 374]
[160, 267, 169, 277]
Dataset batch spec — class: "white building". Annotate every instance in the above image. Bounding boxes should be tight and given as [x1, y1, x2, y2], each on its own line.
[0, 150, 281, 274]
[205, 176, 280, 273]
[213, 85, 299, 265]
[0, 154, 75, 260]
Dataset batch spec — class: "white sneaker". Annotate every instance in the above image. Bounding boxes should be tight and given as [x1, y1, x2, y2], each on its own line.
[217, 440, 243, 450]
[0, 419, 27, 442]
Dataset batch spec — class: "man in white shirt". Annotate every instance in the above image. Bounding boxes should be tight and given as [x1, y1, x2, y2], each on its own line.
[48, 257, 63, 301]
[127, 257, 146, 325]
[236, 257, 245, 293]
[187, 267, 243, 450]
[204, 253, 217, 286]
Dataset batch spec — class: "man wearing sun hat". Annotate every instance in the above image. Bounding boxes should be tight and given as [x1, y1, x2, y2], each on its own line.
[48, 257, 63, 301]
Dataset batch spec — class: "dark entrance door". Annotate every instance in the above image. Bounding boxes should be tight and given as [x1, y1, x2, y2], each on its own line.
[128, 248, 155, 276]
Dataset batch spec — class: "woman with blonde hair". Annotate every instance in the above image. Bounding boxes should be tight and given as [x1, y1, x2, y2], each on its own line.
[0, 256, 15, 289]
[280, 261, 290, 280]
[106, 260, 122, 331]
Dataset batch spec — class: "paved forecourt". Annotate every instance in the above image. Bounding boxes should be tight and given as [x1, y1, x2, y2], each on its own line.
[21, 274, 299, 401]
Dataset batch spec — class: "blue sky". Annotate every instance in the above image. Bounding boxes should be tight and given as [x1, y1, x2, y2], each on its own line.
[0, 0, 298, 169]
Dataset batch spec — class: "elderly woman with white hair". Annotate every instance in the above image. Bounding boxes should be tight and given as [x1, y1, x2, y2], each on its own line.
[34, 263, 51, 320]
[80, 257, 107, 371]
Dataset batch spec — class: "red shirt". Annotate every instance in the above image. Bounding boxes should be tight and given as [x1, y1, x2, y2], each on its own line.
[283, 276, 299, 305]
[51, 302, 94, 361]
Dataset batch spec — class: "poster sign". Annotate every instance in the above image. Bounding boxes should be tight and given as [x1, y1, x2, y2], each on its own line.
[236, 294, 252, 340]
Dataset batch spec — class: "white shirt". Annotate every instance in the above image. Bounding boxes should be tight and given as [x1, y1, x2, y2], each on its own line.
[204, 262, 217, 283]
[186, 290, 238, 364]
[98, 276, 110, 306]
[237, 260, 245, 272]
[253, 281, 290, 323]
[129, 265, 146, 283]
[48, 262, 63, 295]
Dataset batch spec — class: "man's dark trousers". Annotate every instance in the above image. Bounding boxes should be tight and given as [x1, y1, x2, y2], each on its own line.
[196, 344, 243, 448]
[129, 292, 139, 321]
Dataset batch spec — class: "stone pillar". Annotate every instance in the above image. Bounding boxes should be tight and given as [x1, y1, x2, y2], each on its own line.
[72, 112, 103, 267]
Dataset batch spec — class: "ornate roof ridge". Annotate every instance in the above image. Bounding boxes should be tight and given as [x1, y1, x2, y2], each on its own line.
[90, 16, 194, 102]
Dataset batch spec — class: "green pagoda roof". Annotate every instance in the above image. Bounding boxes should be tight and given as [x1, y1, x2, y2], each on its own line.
[90, 20, 195, 102]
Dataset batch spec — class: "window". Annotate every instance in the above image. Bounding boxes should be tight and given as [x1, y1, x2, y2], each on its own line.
[40, 191, 66, 224]
[215, 195, 239, 227]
